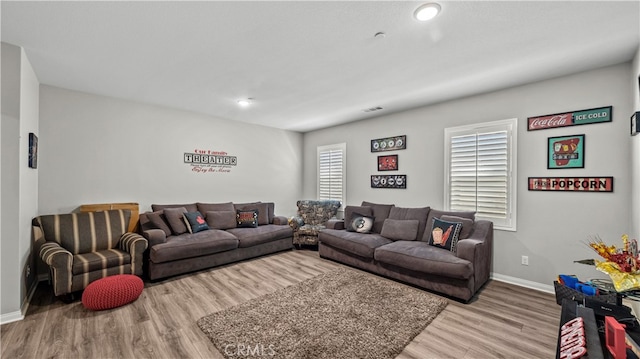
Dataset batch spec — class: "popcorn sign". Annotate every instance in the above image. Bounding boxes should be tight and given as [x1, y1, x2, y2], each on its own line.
[184, 149, 237, 174]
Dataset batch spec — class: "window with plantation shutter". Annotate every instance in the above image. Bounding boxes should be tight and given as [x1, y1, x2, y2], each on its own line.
[317, 143, 346, 206]
[444, 119, 517, 231]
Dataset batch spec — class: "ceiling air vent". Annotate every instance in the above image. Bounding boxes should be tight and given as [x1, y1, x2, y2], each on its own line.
[363, 106, 383, 113]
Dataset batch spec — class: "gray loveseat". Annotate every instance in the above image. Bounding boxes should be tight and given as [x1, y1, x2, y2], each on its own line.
[139, 201, 293, 280]
[318, 201, 493, 302]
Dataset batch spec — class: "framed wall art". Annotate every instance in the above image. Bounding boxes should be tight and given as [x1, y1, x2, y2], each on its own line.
[528, 177, 613, 192]
[371, 175, 406, 189]
[28, 132, 38, 169]
[632, 112, 640, 136]
[377, 155, 398, 171]
[371, 135, 406, 152]
[528, 106, 612, 131]
[547, 134, 584, 169]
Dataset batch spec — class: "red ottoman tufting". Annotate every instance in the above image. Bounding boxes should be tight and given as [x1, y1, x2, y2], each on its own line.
[82, 274, 144, 311]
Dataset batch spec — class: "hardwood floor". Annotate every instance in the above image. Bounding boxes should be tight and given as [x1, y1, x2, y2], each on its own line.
[1, 250, 560, 358]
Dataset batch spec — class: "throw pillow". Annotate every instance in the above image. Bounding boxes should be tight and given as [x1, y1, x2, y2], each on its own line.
[146, 211, 172, 237]
[183, 211, 210, 234]
[380, 219, 420, 241]
[163, 207, 189, 235]
[344, 206, 373, 229]
[361, 201, 395, 233]
[206, 211, 237, 230]
[346, 213, 375, 233]
[440, 215, 474, 239]
[427, 217, 463, 253]
[423, 209, 475, 242]
[240, 203, 269, 225]
[236, 209, 259, 228]
[388, 206, 430, 242]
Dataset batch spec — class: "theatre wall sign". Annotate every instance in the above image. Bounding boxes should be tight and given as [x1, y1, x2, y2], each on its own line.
[184, 149, 237, 174]
[528, 177, 613, 192]
[527, 106, 612, 131]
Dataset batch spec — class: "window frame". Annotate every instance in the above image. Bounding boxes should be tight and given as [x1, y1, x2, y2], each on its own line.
[444, 118, 517, 231]
[317, 143, 346, 207]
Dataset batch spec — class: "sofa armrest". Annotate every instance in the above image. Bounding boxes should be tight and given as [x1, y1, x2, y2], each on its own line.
[119, 232, 148, 276]
[272, 216, 288, 225]
[143, 229, 168, 247]
[325, 219, 344, 230]
[39, 241, 73, 296]
[456, 220, 493, 289]
[289, 216, 304, 231]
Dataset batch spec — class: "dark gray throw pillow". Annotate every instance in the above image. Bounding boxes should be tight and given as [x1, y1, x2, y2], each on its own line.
[206, 211, 237, 230]
[440, 215, 474, 239]
[163, 207, 189, 235]
[380, 219, 420, 241]
[146, 211, 172, 237]
[236, 209, 259, 228]
[183, 211, 209, 233]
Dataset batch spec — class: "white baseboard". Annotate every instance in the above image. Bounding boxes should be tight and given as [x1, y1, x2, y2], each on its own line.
[0, 310, 24, 325]
[0, 279, 39, 325]
[491, 272, 554, 294]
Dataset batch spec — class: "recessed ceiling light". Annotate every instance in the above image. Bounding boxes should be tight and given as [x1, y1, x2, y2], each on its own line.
[414, 3, 441, 21]
[237, 99, 251, 107]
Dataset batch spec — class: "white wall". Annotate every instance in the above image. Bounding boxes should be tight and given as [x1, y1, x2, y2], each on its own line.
[38, 86, 303, 217]
[1, 43, 39, 323]
[303, 62, 634, 289]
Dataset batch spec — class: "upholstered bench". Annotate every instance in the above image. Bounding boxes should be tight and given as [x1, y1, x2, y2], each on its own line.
[81, 274, 144, 310]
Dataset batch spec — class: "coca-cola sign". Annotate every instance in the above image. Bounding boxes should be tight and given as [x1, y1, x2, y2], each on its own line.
[527, 106, 612, 131]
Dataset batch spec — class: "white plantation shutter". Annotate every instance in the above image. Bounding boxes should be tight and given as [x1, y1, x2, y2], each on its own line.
[445, 119, 517, 231]
[318, 143, 346, 205]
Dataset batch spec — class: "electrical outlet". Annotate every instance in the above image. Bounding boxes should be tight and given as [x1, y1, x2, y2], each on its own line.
[521, 255, 529, 266]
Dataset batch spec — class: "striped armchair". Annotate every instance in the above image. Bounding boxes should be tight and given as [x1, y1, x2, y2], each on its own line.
[34, 209, 148, 297]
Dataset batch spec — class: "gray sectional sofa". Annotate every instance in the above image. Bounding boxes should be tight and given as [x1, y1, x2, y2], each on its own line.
[139, 201, 293, 280]
[318, 201, 493, 302]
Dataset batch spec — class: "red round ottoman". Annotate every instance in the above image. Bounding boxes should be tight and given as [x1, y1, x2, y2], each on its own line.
[82, 274, 144, 311]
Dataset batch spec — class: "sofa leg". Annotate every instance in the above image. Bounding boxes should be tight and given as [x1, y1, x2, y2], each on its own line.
[58, 292, 76, 303]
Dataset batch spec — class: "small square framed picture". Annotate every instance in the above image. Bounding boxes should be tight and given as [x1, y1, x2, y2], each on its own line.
[632, 112, 640, 136]
[377, 155, 398, 171]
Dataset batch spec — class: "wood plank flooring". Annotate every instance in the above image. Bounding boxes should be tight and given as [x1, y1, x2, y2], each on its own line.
[1, 250, 560, 358]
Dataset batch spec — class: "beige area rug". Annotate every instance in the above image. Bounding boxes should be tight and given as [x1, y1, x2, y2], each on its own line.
[197, 267, 448, 359]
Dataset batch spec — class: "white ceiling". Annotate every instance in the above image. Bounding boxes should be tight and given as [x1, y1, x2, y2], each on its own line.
[2, 1, 639, 132]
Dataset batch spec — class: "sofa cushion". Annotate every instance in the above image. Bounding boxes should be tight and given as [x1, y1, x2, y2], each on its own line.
[163, 207, 189, 235]
[389, 206, 430, 241]
[149, 230, 239, 263]
[266, 202, 275, 224]
[423, 209, 475, 241]
[380, 219, 420, 241]
[361, 201, 395, 233]
[197, 202, 235, 214]
[441, 215, 474, 239]
[73, 249, 131, 275]
[206, 211, 237, 230]
[319, 229, 392, 259]
[427, 217, 463, 253]
[238, 203, 269, 225]
[152, 203, 198, 213]
[183, 211, 209, 233]
[236, 209, 259, 228]
[146, 211, 172, 237]
[226, 224, 293, 248]
[374, 240, 473, 280]
[344, 206, 372, 229]
[346, 214, 374, 234]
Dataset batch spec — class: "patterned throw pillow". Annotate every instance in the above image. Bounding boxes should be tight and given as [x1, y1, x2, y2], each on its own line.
[236, 209, 259, 228]
[427, 217, 463, 253]
[346, 213, 375, 233]
[183, 211, 210, 234]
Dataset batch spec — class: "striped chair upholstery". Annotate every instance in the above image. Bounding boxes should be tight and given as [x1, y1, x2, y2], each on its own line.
[36, 210, 148, 297]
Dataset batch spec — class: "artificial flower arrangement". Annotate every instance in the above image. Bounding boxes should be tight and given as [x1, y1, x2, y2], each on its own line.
[589, 234, 640, 292]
